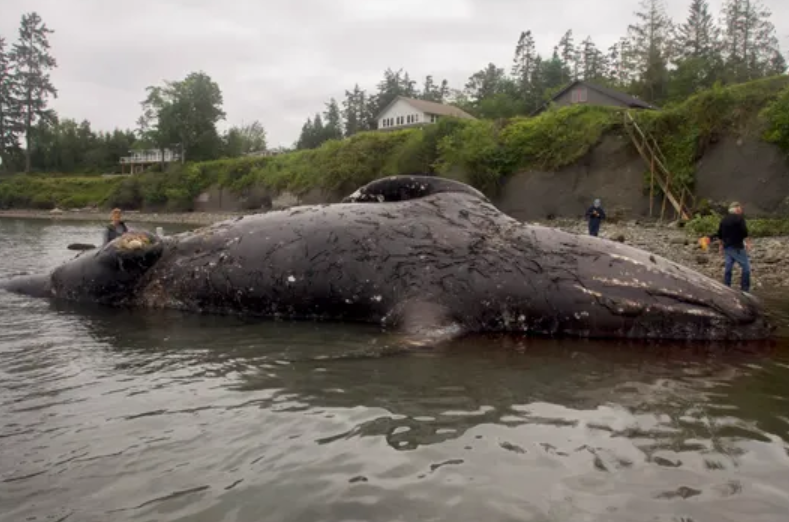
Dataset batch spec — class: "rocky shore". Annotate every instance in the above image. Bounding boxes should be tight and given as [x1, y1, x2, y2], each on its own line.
[540, 218, 789, 292]
[2, 208, 788, 290]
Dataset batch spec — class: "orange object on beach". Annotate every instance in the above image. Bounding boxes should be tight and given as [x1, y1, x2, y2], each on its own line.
[698, 236, 710, 251]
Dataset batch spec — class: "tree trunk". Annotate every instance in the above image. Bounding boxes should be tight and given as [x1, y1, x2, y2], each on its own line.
[25, 129, 31, 173]
[25, 94, 32, 173]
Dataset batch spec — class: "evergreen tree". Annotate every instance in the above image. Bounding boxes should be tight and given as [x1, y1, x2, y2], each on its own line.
[464, 63, 509, 101]
[671, 0, 723, 98]
[296, 117, 314, 149]
[512, 30, 537, 99]
[323, 98, 343, 141]
[342, 84, 367, 137]
[12, 11, 58, 173]
[558, 30, 577, 84]
[537, 49, 567, 95]
[0, 36, 22, 171]
[721, 0, 784, 82]
[311, 113, 325, 147]
[627, 0, 674, 103]
[580, 36, 608, 83]
[420, 75, 448, 103]
[678, 0, 719, 59]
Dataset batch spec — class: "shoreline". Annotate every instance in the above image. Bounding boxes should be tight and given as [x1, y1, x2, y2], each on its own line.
[3, 209, 789, 290]
[0, 208, 249, 226]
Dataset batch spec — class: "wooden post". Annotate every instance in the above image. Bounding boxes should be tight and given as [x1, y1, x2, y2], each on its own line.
[649, 154, 654, 218]
[678, 187, 686, 221]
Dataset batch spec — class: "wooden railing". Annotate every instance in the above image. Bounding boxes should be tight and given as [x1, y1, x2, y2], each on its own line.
[119, 152, 181, 164]
[623, 111, 695, 222]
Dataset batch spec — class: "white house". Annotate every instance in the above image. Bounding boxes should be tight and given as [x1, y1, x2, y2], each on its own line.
[376, 96, 476, 131]
[119, 148, 181, 174]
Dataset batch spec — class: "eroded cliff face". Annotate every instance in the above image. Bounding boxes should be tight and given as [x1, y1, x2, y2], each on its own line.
[494, 134, 654, 222]
[193, 133, 789, 220]
[495, 133, 789, 222]
[695, 136, 789, 216]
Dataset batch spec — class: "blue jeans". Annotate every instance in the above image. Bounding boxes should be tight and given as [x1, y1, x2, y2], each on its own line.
[724, 247, 751, 292]
[588, 219, 601, 237]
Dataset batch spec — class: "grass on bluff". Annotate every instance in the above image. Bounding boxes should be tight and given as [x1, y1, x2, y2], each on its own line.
[1, 75, 788, 216]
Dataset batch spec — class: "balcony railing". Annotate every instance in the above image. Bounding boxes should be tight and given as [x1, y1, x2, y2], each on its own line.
[120, 151, 181, 164]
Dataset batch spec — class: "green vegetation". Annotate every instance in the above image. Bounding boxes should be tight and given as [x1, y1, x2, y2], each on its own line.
[0, 175, 122, 209]
[632, 75, 789, 190]
[761, 85, 789, 153]
[1, 3, 788, 217]
[295, 0, 786, 151]
[2, 76, 789, 213]
[686, 213, 789, 238]
[1, 12, 271, 175]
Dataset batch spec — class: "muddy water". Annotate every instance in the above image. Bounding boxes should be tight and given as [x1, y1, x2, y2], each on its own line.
[1, 218, 789, 522]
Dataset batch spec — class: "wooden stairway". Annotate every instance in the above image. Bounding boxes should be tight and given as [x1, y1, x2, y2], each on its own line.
[623, 111, 695, 222]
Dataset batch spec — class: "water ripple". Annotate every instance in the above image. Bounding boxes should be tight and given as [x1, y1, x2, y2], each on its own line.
[3, 218, 789, 521]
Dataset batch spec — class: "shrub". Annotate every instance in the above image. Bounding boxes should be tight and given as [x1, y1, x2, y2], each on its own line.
[634, 75, 789, 192]
[686, 212, 789, 238]
[761, 85, 789, 154]
[500, 104, 619, 171]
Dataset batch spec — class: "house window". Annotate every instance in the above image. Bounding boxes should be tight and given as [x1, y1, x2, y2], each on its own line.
[571, 88, 588, 103]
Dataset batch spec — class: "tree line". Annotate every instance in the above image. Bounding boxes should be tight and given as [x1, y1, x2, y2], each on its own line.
[296, 0, 787, 150]
[0, 12, 270, 174]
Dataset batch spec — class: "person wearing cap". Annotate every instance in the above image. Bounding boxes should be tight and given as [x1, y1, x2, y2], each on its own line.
[716, 201, 752, 292]
[585, 198, 606, 237]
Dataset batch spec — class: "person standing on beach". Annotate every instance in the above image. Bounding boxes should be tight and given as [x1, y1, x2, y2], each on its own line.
[103, 208, 129, 245]
[585, 199, 606, 237]
[717, 201, 752, 293]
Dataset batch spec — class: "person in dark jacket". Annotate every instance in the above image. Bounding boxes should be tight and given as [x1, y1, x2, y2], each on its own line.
[585, 198, 606, 237]
[103, 208, 129, 246]
[716, 201, 752, 292]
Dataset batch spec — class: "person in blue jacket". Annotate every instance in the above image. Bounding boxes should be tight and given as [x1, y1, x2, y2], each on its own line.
[585, 198, 606, 237]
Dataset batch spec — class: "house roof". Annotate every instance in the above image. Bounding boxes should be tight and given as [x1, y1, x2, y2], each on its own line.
[531, 80, 659, 115]
[376, 96, 477, 121]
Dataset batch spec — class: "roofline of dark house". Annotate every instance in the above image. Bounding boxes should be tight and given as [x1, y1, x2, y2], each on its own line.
[529, 80, 660, 116]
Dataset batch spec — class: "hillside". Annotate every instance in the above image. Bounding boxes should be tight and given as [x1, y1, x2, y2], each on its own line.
[1, 76, 788, 219]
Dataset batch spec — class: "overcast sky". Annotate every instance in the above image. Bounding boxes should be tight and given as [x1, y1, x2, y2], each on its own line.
[2, 0, 788, 149]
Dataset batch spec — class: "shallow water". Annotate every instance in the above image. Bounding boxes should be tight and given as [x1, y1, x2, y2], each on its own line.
[1, 217, 789, 522]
